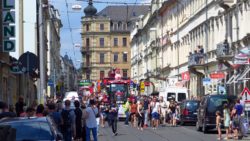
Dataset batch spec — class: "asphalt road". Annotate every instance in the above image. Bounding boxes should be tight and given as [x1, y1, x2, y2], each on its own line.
[98, 122, 250, 141]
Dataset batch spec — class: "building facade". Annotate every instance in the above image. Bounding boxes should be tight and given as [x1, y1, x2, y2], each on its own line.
[81, 1, 149, 81]
[131, 0, 250, 97]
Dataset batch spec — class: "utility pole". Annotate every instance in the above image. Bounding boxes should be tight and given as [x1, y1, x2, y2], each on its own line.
[38, 0, 46, 104]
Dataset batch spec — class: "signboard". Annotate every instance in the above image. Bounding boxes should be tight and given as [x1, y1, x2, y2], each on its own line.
[2, 0, 16, 52]
[181, 71, 190, 81]
[144, 81, 150, 86]
[234, 53, 248, 65]
[48, 80, 54, 87]
[202, 78, 211, 86]
[210, 72, 225, 79]
[244, 102, 250, 111]
[140, 82, 145, 93]
[241, 87, 250, 102]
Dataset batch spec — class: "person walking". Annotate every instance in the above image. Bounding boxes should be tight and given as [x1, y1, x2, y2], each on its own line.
[169, 99, 177, 127]
[151, 97, 160, 130]
[85, 99, 98, 141]
[36, 104, 44, 117]
[223, 103, 231, 140]
[137, 100, 144, 131]
[47, 103, 62, 132]
[61, 100, 76, 141]
[124, 98, 131, 126]
[159, 96, 167, 126]
[232, 99, 243, 140]
[130, 99, 137, 127]
[15, 97, 26, 117]
[143, 96, 150, 128]
[0, 102, 16, 119]
[109, 100, 118, 136]
[74, 101, 83, 141]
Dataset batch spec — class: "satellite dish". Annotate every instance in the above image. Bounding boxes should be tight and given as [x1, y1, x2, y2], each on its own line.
[72, 4, 82, 10]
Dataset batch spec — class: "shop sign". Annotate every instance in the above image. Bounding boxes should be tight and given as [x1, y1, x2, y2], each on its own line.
[210, 72, 225, 79]
[202, 78, 211, 86]
[144, 81, 150, 86]
[2, 0, 16, 52]
[140, 82, 145, 93]
[181, 71, 190, 81]
[234, 53, 248, 65]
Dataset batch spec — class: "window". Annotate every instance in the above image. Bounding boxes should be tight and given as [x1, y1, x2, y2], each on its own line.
[123, 23, 127, 30]
[122, 37, 127, 46]
[86, 24, 89, 31]
[114, 38, 118, 46]
[114, 53, 118, 63]
[100, 23, 104, 31]
[100, 53, 104, 63]
[123, 69, 128, 78]
[86, 38, 90, 47]
[123, 53, 127, 62]
[100, 71, 105, 80]
[99, 38, 104, 47]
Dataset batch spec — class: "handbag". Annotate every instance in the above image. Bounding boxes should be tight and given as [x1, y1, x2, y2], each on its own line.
[92, 108, 100, 118]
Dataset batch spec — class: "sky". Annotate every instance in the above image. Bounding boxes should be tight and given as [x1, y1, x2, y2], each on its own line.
[49, 0, 151, 69]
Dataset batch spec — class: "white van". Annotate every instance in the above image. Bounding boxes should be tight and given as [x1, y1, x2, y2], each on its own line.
[63, 91, 80, 109]
[159, 87, 188, 104]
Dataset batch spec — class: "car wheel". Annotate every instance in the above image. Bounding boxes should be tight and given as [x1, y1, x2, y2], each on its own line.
[202, 122, 207, 133]
[196, 121, 201, 131]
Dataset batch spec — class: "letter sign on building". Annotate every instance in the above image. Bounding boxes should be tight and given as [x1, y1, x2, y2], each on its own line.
[2, 0, 16, 52]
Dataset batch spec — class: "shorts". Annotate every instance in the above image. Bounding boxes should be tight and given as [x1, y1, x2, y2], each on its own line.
[152, 112, 160, 120]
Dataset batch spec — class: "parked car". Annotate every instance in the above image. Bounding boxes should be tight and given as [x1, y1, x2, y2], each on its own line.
[0, 117, 63, 141]
[179, 100, 200, 125]
[196, 94, 236, 133]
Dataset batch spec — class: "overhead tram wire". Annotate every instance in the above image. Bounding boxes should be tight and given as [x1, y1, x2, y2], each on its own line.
[65, 0, 77, 63]
[76, 0, 155, 5]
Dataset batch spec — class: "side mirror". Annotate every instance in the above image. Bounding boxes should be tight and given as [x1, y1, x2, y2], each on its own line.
[56, 133, 63, 141]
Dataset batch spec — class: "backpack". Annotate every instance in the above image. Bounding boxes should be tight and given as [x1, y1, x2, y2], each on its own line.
[61, 109, 72, 130]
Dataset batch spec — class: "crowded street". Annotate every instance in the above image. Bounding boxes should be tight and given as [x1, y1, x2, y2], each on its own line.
[1, 0, 250, 141]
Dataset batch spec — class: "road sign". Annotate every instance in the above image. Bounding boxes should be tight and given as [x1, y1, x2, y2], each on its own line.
[181, 71, 190, 81]
[48, 80, 54, 87]
[245, 102, 250, 111]
[241, 87, 250, 102]
[202, 78, 211, 86]
[210, 72, 225, 79]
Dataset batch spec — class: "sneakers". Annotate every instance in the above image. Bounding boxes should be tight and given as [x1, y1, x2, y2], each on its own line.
[113, 132, 118, 136]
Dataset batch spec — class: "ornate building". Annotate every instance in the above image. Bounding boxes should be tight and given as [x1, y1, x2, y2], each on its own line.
[81, 0, 149, 81]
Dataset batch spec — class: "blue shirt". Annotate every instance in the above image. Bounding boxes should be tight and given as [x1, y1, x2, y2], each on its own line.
[86, 107, 98, 128]
[234, 104, 243, 116]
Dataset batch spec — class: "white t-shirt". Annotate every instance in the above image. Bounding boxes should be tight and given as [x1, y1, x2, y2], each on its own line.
[85, 107, 98, 128]
[152, 102, 160, 113]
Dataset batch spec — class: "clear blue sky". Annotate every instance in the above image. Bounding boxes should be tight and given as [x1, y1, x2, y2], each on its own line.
[49, 0, 150, 69]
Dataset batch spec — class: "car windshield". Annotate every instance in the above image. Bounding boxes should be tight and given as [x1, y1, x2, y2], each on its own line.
[110, 84, 126, 92]
[178, 93, 186, 102]
[167, 93, 175, 101]
[186, 101, 199, 111]
[208, 96, 228, 113]
[0, 121, 54, 141]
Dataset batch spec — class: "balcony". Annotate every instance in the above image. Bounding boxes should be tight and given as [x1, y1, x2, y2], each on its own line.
[82, 62, 91, 69]
[188, 53, 206, 69]
[218, 0, 236, 10]
[216, 42, 233, 60]
[81, 47, 91, 54]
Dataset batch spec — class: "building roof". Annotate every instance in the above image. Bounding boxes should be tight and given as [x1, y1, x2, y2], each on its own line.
[97, 5, 150, 22]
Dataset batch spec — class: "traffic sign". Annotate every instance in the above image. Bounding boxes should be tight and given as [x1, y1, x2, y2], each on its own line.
[241, 87, 250, 102]
[48, 80, 54, 87]
[202, 78, 211, 86]
[244, 102, 250, 111]
[181, 71, 190, 81]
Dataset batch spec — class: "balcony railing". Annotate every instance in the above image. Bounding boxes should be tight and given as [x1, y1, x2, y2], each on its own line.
[188, 53, 205, 67]
[216, 42, 233, 59]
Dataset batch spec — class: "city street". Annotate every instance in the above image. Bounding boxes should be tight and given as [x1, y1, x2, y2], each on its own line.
[98, 123, 217, 141]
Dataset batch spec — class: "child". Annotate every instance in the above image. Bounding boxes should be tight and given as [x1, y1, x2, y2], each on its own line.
[216, 111, 222, 140]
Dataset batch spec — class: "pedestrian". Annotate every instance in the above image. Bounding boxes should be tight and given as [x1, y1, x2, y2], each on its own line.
[36, 104, 44, 117]
[99, 101, 106, 128]
[81, 103, 87, 141]
[26, 107, 35, 117]
[130, 99, 137, 127]
[15, 97, 26, 117]
[61, 100, 76, 141]
[47, 103, 62, 132]
[85, 99, 98, 141]
[0, 102, 16, 119]
[159, 96, 167, 125]
[109, 100, 118, 136]
[74, 100, 83, 141]
[231, 99, 243, 140]
[223, 103, 231, 140]
[137, 100, 144, 131]
[151, 97, 160, 130]
[216, 111, 222, 140]
[169, 99, 177, 127]
[124, 98, 130, 126]
[143, 96, 150, 128]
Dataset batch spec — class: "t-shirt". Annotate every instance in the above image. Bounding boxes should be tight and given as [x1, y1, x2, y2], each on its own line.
[234, 104, 243, 116]
[143, 100, 149, 110]
[152, 102, 160, 113]
[86, 107, 98, 128]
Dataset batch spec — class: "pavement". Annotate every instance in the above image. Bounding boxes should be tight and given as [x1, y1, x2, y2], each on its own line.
[98, 122, 250, 141]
